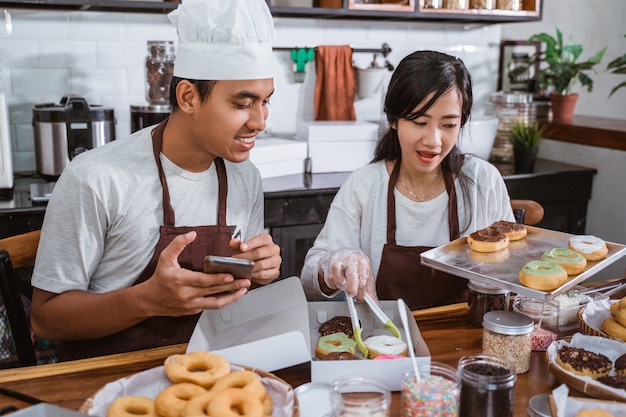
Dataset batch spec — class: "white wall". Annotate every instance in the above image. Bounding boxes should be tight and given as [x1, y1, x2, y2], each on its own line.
[501, 0, 626, 121]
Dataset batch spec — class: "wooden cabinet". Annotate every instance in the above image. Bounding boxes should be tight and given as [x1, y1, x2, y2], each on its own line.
[0, 0, 541, 22]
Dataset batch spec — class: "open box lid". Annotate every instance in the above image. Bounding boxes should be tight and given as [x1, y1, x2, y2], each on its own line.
[187, 276, 311, 372]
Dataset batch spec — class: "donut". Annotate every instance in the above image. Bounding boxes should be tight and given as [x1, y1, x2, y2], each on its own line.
[615, 353, 626, 376]
[468, 247, 510, 263]
[540, 248, 587, 275]
[363, 335, 408, 359]
[619, 295, 626, 309]
[262, 392, 274, 415]
[154, 383, 206, 417]
[467, 228, 509, 253]
[210, 370, 265, 401]
[208, 388, 265, 417]
[489, 220, 527, 241]
[613, 307, 626, 328]
[575, 410, 615, 417]
[372, 354, 405, 360]
[321, 351, 361, 361]
[319, 315, 354, 338]
[518, 260, 568, 291]
[601, 317, 626, 342]
[610, 301, 621, 317]
[568, 235, 609, 261]
[164, 351, 231, 388]
[315, 332, 356, 359]
[597, 374, 626, 390]
[181, 391, 216, 417]
[107, 396, 158, 417]
[556, 346, 612, 379]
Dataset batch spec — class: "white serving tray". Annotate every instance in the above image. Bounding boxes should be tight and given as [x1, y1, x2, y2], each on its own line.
[421, 226, 626, 301]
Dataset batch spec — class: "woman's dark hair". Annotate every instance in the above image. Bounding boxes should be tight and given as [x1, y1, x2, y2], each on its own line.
[372, 50, 476, 233]
[169, 77, 218, 109]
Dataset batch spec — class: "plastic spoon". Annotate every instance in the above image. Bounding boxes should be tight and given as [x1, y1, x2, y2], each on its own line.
[397, 298, 420, 382]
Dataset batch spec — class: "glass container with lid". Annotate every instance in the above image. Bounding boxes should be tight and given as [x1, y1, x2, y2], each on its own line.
[330, 375, 391, 416]
[488, 91, 536, 163]
[482, 310, 534, 374]
[467, 280, 509, 327]
[145, 40, 175, 105]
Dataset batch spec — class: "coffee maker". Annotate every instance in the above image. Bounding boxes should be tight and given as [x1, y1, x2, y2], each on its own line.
[32, 94, 116, 180]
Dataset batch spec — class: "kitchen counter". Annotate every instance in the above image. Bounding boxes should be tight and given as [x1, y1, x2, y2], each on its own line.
[539, 115, 626, 151]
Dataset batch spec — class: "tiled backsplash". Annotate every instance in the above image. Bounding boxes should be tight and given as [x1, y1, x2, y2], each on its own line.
[0, 9, 501, 173]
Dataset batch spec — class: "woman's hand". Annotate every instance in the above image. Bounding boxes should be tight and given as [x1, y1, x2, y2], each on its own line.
[318, 248, 376, 301]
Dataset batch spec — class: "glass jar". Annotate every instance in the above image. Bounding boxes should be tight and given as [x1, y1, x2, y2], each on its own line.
[496, 0, 521, 10]
[488, 91, 536, 163]
[443, 0, 469, 9]
[145, 40, 175, 105]
[401, 362, 459, 417]
[512, 295, 559, 351]
[466, 280, 509, 327]
[458, 354, 516, 417]
[470, 0, 495, 9]
[424, 0, 443, 8]
[482, 310, 533, 374]
[330, 375, 391, 417]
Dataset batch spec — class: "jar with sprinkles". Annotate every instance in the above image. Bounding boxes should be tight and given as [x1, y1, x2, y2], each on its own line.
[482, 310, 534, 374]
[401, 362, 459, 417]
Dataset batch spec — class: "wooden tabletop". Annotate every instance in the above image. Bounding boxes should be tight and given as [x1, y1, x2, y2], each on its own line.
[0, 303, 563, 416]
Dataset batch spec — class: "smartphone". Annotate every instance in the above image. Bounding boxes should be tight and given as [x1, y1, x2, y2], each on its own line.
[203, 255, 255, 280]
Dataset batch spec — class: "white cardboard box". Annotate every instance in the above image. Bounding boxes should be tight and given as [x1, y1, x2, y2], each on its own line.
[296, 121, 379, 142]
[307, 140, 376, 158]
[308, 155, 371, 174]
[249, 138, 307, 178]
[254, 159, 305, 179]
[187, 277, 431, 391]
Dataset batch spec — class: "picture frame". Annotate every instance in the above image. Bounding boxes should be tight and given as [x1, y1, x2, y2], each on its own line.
[497, 40, 541, 93]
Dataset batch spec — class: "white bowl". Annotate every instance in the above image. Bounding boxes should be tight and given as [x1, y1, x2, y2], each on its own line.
[458, 115, 498, 161]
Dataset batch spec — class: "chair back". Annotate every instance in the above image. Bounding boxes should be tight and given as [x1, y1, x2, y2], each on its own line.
[0, 230, 41, 367]
[510, 199, 544, 225]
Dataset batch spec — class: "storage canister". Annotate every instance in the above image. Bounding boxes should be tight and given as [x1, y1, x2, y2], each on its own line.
[466, 280, 509, 327]
[458, 354, 516, 417]
[330, 374, 391, 416]
[488, 91, 536, 163]
[145, 40, 175, 105]
[482, 310, 533, 374]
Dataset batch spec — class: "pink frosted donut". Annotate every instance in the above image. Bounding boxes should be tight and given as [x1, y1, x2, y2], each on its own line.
[373, 354, 405, 360]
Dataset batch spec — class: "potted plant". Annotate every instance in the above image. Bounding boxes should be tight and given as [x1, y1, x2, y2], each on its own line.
[510, 120, 549, 173]
[528, 28, 606, 121]
[607, 33, 626, 98]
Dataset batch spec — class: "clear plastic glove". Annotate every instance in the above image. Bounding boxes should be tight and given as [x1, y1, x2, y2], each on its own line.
[318, 248, 376, 300]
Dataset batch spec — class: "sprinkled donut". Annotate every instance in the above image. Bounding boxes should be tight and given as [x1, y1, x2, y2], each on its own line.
[364, 335, 408, 359]
[164, 351, 231, 389]
[155, 383, 206, 417]
[315, 332, 356, 359]
[568, 235, 608, 261]
[518, 260, 568, 291]
[540, 248, 587, 275]
[107, 396, 158, 417]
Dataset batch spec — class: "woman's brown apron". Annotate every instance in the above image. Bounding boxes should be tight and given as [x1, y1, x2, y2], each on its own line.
[60, 120, 233, 360]
[376, 160, 468, 311]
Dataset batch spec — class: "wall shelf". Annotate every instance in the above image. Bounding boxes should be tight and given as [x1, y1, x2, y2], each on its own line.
[0, 0, 542, 23]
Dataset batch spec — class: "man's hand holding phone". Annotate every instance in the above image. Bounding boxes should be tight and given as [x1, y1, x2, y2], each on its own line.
[203, 255, 255, 280]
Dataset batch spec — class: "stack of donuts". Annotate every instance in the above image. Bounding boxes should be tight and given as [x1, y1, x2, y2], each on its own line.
[518, 235, 608, 291]
[467, 220, 527, 254]
[601, 296, 626, 342]
[106, 351, 274, 417]
[315, 315, 408, 360]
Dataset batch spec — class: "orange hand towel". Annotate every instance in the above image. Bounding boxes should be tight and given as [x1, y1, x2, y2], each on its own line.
[314, 45, 356, 121]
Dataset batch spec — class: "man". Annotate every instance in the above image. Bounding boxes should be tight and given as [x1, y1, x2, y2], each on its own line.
[30, 0, 281, 360]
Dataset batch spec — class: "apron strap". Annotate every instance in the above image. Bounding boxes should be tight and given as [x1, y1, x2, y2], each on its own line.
[151, 119, 228, 227]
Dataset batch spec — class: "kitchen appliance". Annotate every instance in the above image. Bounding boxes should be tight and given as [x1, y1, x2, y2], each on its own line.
[0, 91, 13, 196]
[32, 94, 116, 180]
[130, 104, 170, 133]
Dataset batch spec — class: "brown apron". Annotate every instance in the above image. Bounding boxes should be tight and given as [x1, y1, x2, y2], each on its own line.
[376, 160, 468, 311]
[60, 119, 233, 360]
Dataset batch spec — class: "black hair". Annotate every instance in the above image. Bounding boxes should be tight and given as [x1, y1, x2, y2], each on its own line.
[169, 77, 218, 109]
[372, 50, 476, 234]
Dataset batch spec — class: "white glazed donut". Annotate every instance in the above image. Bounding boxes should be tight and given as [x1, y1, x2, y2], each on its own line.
[363, 335, 408, 359]
[568, 235, 608, 261]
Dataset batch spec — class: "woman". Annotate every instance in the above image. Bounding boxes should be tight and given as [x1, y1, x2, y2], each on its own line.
[300, 50, 515, 310]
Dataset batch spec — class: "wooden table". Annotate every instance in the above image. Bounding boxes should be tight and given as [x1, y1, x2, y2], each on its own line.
[0, 303, 561, 416]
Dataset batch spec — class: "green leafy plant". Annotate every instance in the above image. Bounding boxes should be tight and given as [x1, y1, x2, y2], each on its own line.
[528, 28, 606, 95]
[607, 34, 626, 97]
[510, 120, 549, 150]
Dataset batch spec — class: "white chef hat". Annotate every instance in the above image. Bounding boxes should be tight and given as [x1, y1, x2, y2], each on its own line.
[168, 0, 275, 80]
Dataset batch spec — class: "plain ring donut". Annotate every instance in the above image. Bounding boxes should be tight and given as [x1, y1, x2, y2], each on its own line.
[181, 391, 216, 417]
[107, 396, 158, 417]
[208, 387, 265, 417]
[164, 351, 231, 388]
[154, 382, 206, 417]
[518, 260, 568, 291]
[210, 370, 266, 401]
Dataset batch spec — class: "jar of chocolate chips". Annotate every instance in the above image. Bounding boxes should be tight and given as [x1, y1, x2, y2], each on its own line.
[458, 354, 517, 417]
[145, 41, 175, 105]
[467, 280, 509, 327]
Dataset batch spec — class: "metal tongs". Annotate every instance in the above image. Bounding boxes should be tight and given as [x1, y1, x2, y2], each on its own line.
[346, 293, 403, 358]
